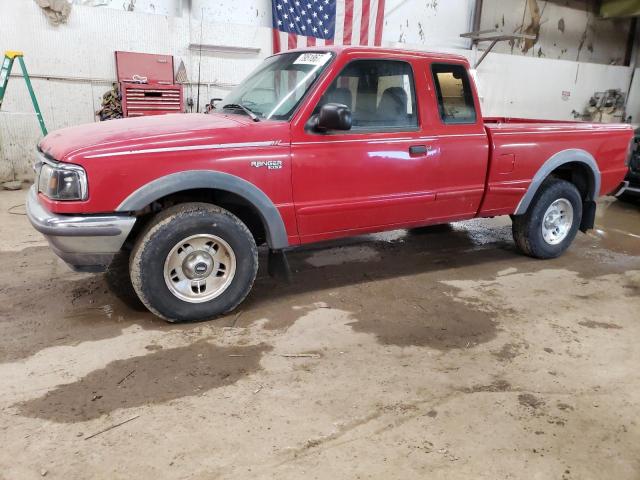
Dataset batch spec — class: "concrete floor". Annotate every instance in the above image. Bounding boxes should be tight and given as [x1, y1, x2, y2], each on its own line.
[0, 188, 639, 480]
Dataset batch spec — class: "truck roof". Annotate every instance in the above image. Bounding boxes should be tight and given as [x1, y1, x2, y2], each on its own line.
[279, 45, 471, 65]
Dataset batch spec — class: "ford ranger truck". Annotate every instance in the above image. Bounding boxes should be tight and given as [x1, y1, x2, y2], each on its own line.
[27, 46, 635, 322]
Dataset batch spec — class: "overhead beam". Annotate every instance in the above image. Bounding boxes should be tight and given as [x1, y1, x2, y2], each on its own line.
[188, 44, 261, 55]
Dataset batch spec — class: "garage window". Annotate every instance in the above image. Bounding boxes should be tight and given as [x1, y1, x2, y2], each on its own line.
[314, 59, 418, 132]
[431, 63, 477, 124]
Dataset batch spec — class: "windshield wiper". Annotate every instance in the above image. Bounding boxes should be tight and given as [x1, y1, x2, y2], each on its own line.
[222, 103, 260, 122]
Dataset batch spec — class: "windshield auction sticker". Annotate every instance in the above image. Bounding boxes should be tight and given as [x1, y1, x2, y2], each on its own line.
[293, 52, 332, 66]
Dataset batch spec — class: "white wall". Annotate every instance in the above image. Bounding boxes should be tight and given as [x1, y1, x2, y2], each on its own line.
[480, 0, 632, 65]
[388, 40, 635, 121]
[384, 0, 474, 50]
[191, 0, 272, 27]
[0, 0, 637, 181]
[0, 1, 269, 181]
[73, 0, 183, 16]
[473, 51, 633, 120]
[627, 69, 640, 124]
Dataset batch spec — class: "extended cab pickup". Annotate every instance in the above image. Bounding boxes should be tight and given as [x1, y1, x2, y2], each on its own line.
[27, 46, 634, 322]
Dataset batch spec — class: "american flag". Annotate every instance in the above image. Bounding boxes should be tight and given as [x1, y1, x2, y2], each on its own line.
[271, 0, 385, 52]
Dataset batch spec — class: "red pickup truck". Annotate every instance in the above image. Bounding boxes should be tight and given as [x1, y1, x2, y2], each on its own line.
[28, 46, 634, 322]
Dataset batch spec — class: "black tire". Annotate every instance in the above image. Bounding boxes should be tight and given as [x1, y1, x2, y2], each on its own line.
[512, 178, 582, 259]
[130, 203, 258, 322]
[104, 249, 146, 311]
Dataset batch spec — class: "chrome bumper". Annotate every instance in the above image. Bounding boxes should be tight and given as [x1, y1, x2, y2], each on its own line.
[26, 186, 136, 272]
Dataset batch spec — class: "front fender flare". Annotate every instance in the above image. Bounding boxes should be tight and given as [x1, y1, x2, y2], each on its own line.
[116, 170, 289, 249]
[515, 149, 601, 215]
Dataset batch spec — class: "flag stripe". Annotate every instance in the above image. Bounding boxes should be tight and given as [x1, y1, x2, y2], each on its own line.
[374, 0, 384, 46]
[351, 0, 362, 47]
[359, 0, 370, 45]
[272, 28, 282, 53]
[342, 0, 354, 45]
[331, 0, 344, 44]
[307, 36, 316, 46]
[367, 0, 377, 46]
[288, 32, 297, 49]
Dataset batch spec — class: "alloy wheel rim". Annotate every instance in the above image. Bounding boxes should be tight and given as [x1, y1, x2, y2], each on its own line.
[163, 234, 236, 303]
[541, 198, 574, 245]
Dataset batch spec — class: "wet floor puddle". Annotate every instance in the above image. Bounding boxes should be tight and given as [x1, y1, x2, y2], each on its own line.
[345, 283, 500, 349]
[589, 199, 640, 255]
[16, 341, 271, 422]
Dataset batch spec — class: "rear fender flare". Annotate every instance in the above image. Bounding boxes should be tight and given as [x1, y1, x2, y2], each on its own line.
[514, 149, 601, 215]
[116, 170, 289, 249]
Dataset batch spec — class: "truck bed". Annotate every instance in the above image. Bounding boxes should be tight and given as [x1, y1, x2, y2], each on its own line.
[479, 118, 633, 217]
[484, 117, 583, 125]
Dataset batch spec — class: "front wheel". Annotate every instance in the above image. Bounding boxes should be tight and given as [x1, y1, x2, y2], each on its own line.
[130, 203, 258, 322]
[104, 249, 146, 311]
[512, 178, 582, 259]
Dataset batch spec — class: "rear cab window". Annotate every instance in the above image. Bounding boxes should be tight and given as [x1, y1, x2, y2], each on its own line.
[313, 59, 418, 132]
[431, 63, 477, 125]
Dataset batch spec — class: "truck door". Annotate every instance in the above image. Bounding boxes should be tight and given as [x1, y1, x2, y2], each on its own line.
[290, 57, 441, 243]
[424, 62, 489, 221]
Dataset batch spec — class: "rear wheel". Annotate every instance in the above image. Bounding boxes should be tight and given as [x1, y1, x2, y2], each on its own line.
[512, 178, 582, 259]
[130, 203, 258, 322]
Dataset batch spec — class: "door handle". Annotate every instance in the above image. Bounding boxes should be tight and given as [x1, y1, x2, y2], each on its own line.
[409, 145, 431, 155]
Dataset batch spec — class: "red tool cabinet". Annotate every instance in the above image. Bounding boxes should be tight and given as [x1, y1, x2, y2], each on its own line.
[115, 51, 184, 117]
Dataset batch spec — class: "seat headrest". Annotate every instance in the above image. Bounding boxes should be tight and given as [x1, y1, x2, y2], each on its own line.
[378, 87, 408, 117]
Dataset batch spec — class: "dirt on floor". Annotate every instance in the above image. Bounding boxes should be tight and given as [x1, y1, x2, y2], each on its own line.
[0, 189, 639, 479]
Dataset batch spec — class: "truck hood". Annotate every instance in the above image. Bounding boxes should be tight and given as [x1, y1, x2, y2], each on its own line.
[39, 113, 288, 162]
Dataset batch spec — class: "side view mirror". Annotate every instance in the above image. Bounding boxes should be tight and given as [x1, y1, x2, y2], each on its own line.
[316, 103, 352, 132]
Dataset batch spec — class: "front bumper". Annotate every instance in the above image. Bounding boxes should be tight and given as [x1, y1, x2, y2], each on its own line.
[26, 186, 136, 272]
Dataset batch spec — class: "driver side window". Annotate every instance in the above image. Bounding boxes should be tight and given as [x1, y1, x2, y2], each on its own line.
[313, 59, 418, 132]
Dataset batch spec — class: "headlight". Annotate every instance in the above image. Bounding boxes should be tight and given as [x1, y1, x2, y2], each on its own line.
[37, 161, 88, 201]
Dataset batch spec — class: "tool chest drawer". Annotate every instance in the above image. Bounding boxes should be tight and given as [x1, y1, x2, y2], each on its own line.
[121, 85, 183, 117]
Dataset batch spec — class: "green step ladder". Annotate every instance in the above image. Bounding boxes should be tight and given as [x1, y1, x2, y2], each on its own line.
[0, 51, 47, 135]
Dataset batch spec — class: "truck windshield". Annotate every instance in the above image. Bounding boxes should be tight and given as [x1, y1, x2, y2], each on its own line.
[218, 51, 334, 121]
